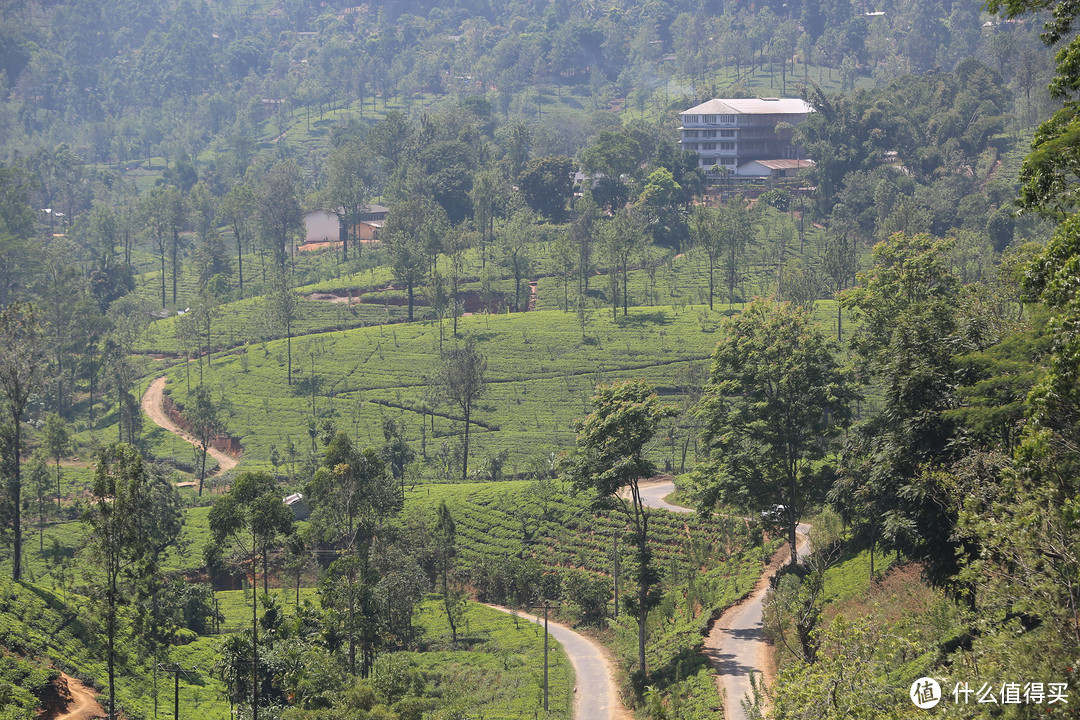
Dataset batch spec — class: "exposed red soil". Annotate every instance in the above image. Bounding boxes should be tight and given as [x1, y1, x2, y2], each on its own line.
[37, 672, 105, 720]
[140, 376, 240, 475]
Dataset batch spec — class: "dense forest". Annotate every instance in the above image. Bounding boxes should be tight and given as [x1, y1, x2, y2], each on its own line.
[0, 0, 1077, 718]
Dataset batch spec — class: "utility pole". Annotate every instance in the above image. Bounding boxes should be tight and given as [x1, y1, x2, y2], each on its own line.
[612, 531, 619, 618]
[156, 664, 198, 720]
[528, 601, 556, 712]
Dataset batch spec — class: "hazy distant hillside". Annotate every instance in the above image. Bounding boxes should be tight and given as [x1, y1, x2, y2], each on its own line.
[0, 0, 1057, 174]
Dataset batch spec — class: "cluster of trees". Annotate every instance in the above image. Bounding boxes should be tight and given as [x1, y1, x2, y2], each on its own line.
[674, 3, 1080, 712]
[80, 443, 186, 720]
[80, 429, 463, 719]
[0, 0, 1058, 175]
[0, 3, 1055, 404]
[0, 0, 1056, 333]
[317, 101, 708, 331]
[675, 222, 1074, 715]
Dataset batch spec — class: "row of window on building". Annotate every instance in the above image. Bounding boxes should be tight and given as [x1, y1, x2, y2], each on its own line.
[683, 114, 738, 124]
[682, 129, 737, 138]
[684, 141, 773, 152]
[684, 142, 736, 151]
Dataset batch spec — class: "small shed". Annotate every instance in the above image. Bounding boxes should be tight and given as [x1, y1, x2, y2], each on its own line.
[737, 158, 815, 178]
[303, 205, 389, 246]
[284, 492, 310, 520]
[302, 209, 343, 245]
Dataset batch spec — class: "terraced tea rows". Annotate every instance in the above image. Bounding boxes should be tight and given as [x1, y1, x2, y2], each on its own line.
[402, 481, 757, 596]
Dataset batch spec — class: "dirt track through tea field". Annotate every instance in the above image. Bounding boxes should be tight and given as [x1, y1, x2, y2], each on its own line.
[141, 376, 239, 476]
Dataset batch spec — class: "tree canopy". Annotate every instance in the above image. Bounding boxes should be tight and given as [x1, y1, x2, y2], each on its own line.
[694, 299, 853, 563]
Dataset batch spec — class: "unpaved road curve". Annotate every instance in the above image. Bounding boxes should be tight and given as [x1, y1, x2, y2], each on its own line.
[47, 672, 105, 720]
[141, 376, 238, 475]
[636, 480, 809, 720]
[486, 605, 629, 720]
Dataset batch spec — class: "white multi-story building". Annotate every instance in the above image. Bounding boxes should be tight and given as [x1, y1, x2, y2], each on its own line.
[678, 98, 814, 178]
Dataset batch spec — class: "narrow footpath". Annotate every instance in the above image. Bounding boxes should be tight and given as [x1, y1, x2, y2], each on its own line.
[140, 376, 239, 475]
[634, 479, 809, 720]
[486, 605, 628, 720]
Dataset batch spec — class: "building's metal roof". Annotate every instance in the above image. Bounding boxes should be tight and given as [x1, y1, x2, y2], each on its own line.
[682, 98, 814, 115]
[753, 159, 816, 170]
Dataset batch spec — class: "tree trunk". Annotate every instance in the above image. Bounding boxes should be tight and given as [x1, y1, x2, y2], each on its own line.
[342, 215, 349, 262]
[198, 446, 207, 496]
[252, 531, 260, 720]
[622, 258, 628, 316]
[108, 580, 116, 719]
[788, 470, 799, 566]
[611, 267, 618, 321]
[729, 245, 737, 307]
[708, 260, 715, 310]
[637, 589, 647, 675]
[407, 282, 414, 322]
[235, 223, 244, 295]
[635, 519, 648, 675]
[171, 231, 180, 302]
[55, 358, 63, 416]
[348, 572, 357, 675]
[462, 403, 470, 482]
[12, 417, 21, 581]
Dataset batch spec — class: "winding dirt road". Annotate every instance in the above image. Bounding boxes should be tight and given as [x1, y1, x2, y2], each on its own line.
[636, 480, 809, 720]
[141, 376, 239, 475]
[486, 605, 629, 720]
[46, 672, 105, 720]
